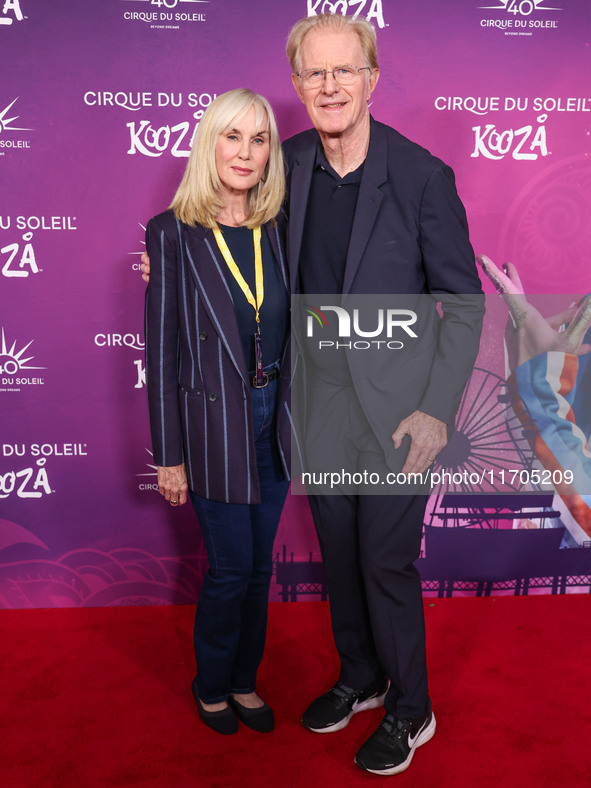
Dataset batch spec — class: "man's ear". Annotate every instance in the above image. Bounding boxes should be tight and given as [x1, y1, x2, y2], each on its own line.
[368, 68, 380, 99]
[291, 73, 305, 104]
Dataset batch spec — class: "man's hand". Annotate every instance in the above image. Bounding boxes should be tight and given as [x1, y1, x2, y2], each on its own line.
[141, 251, 151, 284]
[157, 464, 188, 506]
[477, 254, 591, 370]
[391, 410, 447, 474]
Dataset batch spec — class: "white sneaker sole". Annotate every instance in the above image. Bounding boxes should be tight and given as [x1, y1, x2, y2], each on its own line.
[306, 687, 388, 734]
[357, 712, 437, 776]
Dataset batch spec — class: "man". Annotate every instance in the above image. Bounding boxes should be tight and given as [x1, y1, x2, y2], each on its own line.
[283, 13, 482, 777]
[142, 12, 483, 776]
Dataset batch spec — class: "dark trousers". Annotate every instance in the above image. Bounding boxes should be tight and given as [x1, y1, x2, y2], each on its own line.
[189, 378, 289, 703]
[303, 376, 430, 719]
[309, 493, 429, 719]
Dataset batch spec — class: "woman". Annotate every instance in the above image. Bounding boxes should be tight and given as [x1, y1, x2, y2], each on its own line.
[144, 89, 291, 735]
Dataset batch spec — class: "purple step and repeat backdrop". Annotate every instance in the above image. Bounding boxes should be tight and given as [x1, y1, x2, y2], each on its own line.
[1, 0, 590, 608]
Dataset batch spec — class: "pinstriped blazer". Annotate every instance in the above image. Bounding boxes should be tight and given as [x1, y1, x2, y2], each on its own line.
[144, 209, 291, 504]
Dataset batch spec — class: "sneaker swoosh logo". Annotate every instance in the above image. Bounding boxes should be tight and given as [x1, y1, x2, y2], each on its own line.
[351, 692, 377, 712]
[407, 723, 425, 749]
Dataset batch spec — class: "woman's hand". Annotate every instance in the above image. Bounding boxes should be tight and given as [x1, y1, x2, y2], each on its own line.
[141, 251, 151, 284]
[477, 254, 591, 370]
[157, 464, 188, 507]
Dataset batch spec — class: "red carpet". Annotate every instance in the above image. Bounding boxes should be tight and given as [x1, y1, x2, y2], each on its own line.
[1, 597, 590, 787]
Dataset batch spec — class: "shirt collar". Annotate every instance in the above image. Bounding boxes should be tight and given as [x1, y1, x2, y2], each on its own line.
[314, 141, 364, 184]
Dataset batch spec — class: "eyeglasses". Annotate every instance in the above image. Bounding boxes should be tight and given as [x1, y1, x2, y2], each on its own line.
[297, 65, 371, 88]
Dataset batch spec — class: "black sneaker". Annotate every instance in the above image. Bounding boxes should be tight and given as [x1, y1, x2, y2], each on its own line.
[302, 679, 388, 733]
[355, 711, 436, 775]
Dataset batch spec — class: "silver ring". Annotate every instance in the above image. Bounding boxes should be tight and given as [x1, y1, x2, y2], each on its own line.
[427, 457, 434, 463]
[170, 499, 178, 504]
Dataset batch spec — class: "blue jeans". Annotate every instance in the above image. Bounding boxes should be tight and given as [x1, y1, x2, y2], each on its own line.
[189, 377, 289, 703]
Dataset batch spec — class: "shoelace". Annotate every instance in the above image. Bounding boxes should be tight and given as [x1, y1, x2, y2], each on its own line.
[380, 714, 410, 741]
[331, 684, 358, 702]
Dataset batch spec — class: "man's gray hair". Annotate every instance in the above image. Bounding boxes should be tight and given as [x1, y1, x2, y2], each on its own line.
[286, 13, 379, 75]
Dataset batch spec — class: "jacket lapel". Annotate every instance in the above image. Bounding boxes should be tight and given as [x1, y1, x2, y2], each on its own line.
[265, 218, 289, 292]
[342, 117, 387, 295]
[182, 222, 250, 383]
[288, 142, 316, 293]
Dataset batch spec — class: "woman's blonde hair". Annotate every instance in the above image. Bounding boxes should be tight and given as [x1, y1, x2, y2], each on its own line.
[286, 13, 379, 76]
[170, 89, 285, 229]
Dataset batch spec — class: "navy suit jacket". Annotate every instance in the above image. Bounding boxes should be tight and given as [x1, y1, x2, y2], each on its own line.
[145, 210, 291, 504]
[283, 117, 484, 469]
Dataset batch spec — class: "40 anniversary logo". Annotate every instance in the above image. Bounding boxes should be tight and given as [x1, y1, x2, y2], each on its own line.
[0, 329, 45, 390]
[479, 0, 561, 16]
[0, 98, 32, 152]
[479, 0, 563, 31]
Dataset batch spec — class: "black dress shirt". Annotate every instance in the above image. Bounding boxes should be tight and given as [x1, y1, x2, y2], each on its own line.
[298, 145, 364, 295]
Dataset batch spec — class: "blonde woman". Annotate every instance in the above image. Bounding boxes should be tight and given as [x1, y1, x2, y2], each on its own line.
[145, 89, 290, 735]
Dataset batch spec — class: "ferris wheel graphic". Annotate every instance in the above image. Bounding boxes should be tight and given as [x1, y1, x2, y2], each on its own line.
[431, 366, 535, 497]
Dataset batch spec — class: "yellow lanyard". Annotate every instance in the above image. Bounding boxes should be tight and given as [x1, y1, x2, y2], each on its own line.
[213, 226, 263, 324]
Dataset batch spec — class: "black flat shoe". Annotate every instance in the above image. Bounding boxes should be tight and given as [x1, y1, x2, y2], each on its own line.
[192, 679, 238, 735]
[229, 696, 275, 733]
